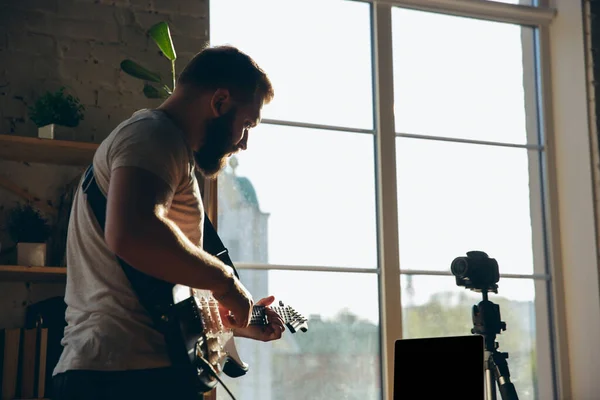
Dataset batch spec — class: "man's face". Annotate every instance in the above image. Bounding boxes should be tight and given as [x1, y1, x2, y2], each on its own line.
[194, 97, 262, 179]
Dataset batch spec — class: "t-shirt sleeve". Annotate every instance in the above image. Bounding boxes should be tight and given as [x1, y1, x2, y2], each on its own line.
[108, 120, 189, 194]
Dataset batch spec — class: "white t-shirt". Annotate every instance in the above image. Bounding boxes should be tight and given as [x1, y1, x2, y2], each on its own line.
[53, 109, 204, 374]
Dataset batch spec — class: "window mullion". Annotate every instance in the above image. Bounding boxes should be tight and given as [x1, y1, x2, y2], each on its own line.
[525, 21, 558, 399]
[372, 4, 403, 400]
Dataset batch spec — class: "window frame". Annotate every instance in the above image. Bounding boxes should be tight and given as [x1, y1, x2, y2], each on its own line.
[207, 1, 599, 399]
[372, 3, 556, 399]
[539, 1, 600, 399]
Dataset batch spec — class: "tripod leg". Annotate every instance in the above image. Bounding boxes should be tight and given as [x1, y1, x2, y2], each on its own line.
[486, 368, 496, 400]
[485, 350, 497, 400]
[490, 352, 519, 400]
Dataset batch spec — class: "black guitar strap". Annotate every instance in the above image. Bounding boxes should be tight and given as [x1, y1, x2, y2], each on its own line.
[80, 164, 240, 328]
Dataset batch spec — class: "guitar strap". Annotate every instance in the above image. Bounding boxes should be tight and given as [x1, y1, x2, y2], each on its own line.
[80, 163, 240, 330]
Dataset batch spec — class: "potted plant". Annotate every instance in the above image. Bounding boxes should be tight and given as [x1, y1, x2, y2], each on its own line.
[120, 21, 177, 99]
[5, 202, 51, 266]
[28, 87, 85, 140]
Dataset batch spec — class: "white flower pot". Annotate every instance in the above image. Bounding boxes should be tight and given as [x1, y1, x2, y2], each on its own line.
[37, 124, 75, 140]
[38, 124, 55, 139]
[17, 242, 47, 266]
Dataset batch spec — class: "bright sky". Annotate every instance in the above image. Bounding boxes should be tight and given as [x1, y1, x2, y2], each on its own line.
[210, 0, 539, 324]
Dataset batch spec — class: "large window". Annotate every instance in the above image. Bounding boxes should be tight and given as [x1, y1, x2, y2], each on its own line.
[210, 1, 561, 399]
[391, 10, 545, 397]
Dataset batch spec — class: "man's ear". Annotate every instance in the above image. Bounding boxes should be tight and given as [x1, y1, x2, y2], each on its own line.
[210, 88, 232, 117]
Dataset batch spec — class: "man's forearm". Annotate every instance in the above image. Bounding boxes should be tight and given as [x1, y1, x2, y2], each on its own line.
[106, 212, 235, 294]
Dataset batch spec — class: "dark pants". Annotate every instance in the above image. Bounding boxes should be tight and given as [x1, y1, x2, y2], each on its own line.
[52, 367, 201, 400]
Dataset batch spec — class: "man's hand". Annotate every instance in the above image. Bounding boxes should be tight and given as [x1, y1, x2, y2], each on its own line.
[222, 296, 285, 342]
[212, 276, 254, 329]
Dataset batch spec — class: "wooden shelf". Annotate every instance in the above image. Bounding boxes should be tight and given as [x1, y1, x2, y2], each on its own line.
[0, 134, 98, 166]
[0, 135, 94, 283]
[0, 265, 66, 282]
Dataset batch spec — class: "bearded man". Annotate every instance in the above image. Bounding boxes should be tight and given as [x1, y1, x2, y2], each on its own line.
[52, 45, 284, 400]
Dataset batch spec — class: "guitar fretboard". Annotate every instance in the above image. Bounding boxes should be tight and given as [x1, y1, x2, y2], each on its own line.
[250, 305, 301, 326]
[194, 289, 307, 332]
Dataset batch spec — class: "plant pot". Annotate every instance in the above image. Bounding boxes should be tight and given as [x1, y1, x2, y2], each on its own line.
[38, 124, 55, 139]
[17, 242, 47, 266]
[37, 124, 76, 141]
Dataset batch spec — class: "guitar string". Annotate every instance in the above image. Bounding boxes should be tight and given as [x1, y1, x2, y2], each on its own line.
[198, 304, 269, 325]
[193, 294, 305, 324]
[200, 303, 292, 321]
[204, 305, 300, 323]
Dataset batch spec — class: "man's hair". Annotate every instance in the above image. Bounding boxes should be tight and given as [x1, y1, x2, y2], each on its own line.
[177, 45, 274, 104]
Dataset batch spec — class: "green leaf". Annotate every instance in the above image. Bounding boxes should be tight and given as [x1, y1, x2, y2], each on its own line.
[143, 83, 170, 99]
[120, 60, 161, 83]
[148, 21, 176, 61]
[28, 87, 85, 127]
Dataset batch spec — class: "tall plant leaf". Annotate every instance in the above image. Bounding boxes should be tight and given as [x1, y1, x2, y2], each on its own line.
[120, 60, 161, 83]
[143, 83, 170, 99]
[148, 21, 176, 61]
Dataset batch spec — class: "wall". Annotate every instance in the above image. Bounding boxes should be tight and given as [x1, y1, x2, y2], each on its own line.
[584, 0, 600, 259]
[0, 0, 209, 328]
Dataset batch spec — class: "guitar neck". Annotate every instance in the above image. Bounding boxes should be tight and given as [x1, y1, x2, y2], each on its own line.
[241, 302, 308, 334]
[250, 305, 290, 326]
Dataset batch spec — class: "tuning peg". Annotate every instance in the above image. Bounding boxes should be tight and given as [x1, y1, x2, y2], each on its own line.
[286, 323, 297, 334]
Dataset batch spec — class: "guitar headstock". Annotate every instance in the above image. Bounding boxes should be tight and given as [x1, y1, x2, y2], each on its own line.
[277, 300, 309, 334]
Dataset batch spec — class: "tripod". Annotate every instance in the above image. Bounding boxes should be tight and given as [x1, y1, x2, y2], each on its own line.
[471, 290, 519, 400]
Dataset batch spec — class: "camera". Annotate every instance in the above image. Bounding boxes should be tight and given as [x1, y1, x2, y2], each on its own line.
[451, 250, 499, 292]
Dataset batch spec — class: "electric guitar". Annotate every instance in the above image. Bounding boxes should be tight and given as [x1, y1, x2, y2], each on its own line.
[170, 286, 309, 393]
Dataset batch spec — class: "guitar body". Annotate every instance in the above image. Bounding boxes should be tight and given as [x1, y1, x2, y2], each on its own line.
[117, 262, 308, 395]
[155, 284, 308, 394]
[169, 285, 248, 393]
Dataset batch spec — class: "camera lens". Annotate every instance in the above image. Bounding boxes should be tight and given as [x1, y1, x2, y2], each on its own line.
[451, 257, 469, 278]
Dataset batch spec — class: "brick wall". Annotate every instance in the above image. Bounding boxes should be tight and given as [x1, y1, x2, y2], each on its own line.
[0, 0, 209, 328]
[0, 0, 209, 142]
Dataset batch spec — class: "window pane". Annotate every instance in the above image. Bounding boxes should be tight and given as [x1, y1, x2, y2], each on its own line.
[210, 0, 374, 130]
[217, 124, 377, 268]
[396, 137, 539, 274]
[216, 270, 381, 400]
[401, 275, 538, 399]
[392, 9, 538, 145]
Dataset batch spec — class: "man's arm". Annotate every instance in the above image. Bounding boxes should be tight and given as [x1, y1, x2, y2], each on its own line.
[104, 166, 253, 326]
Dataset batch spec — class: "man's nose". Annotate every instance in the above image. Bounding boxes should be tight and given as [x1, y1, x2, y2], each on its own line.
[239, 132, 248, 150]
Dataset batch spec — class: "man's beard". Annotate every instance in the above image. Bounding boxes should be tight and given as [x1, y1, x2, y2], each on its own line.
[194, 107, 238, 179]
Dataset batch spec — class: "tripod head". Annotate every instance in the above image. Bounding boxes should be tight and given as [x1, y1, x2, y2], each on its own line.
[471, 289, 506, 350]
